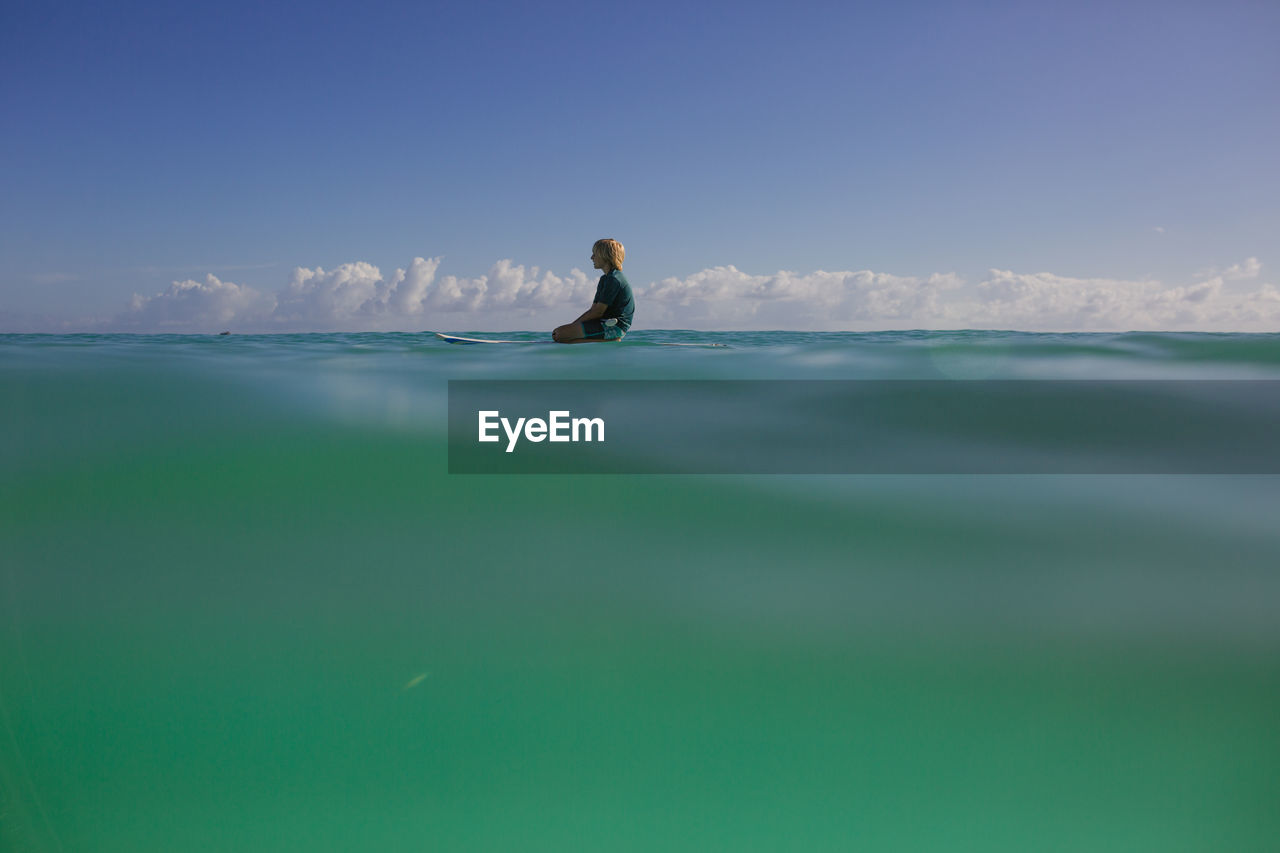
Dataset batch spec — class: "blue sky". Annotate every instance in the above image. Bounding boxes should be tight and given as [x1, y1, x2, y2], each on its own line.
[3, 0, 1278, 331]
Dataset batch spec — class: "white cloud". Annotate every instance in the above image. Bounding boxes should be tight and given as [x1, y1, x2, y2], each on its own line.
[636, 262, 1279, 331]
[274, 262, 386, 326]
[95, 256, 1280, 333]
[639, 266, 963, 330]
[116, 274, 277, 331]
[948, 264, 1279, 331]
[1194, 257, 1263, 282]
[112, 258, 595, 332]
[424, 260, 594, 314]
[962, 270, 1157, 330]
[1222, 257, 1262, 280]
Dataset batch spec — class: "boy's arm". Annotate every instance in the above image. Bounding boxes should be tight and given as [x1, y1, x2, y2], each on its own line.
[572, 302, 609, 323]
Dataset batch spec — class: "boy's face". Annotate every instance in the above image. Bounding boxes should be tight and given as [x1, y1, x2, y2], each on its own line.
[591, 249, 605, 270]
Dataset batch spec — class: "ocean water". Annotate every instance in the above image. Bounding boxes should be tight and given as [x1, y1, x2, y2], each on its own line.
[2, 330, 1278, 851]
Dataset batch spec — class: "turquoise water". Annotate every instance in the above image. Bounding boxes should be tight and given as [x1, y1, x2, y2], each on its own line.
[2, 331, 1278, 851]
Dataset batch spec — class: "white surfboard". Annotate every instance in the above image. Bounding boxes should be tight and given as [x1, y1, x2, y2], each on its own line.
[434, 332, 550, 344]
[433, 332, 727, 347]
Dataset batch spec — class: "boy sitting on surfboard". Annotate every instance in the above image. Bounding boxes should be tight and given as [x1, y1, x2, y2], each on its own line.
[552, 239, 634, 343]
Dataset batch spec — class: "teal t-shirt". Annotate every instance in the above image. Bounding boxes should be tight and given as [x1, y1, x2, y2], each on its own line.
[593, 270, 635, 331]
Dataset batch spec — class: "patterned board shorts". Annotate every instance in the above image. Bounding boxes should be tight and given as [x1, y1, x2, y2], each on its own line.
[582, 317, 626, 341]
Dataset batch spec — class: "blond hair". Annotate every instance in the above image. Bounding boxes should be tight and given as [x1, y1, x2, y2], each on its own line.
[593, 238, 625, 271]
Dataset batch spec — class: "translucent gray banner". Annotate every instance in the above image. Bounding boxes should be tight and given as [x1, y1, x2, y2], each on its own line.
[448, 380, 1280, 474]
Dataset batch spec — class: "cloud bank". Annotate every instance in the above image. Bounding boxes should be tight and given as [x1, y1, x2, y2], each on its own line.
[108, 258, 596, 333]
[88, 254, 1280, 333]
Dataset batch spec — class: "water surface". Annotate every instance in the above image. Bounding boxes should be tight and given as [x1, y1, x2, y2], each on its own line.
[3, 331, 1278, 851]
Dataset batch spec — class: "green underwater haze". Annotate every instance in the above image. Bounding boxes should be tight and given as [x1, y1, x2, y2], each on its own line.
[2, 331, 1279, 851]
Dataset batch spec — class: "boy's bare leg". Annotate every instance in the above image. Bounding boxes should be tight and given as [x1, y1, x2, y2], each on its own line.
[552, 323, 614, 343]
[552, 322, 584, 342]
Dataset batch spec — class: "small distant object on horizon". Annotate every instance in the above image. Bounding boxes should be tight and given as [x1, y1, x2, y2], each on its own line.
[219, 331, 230, 335]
